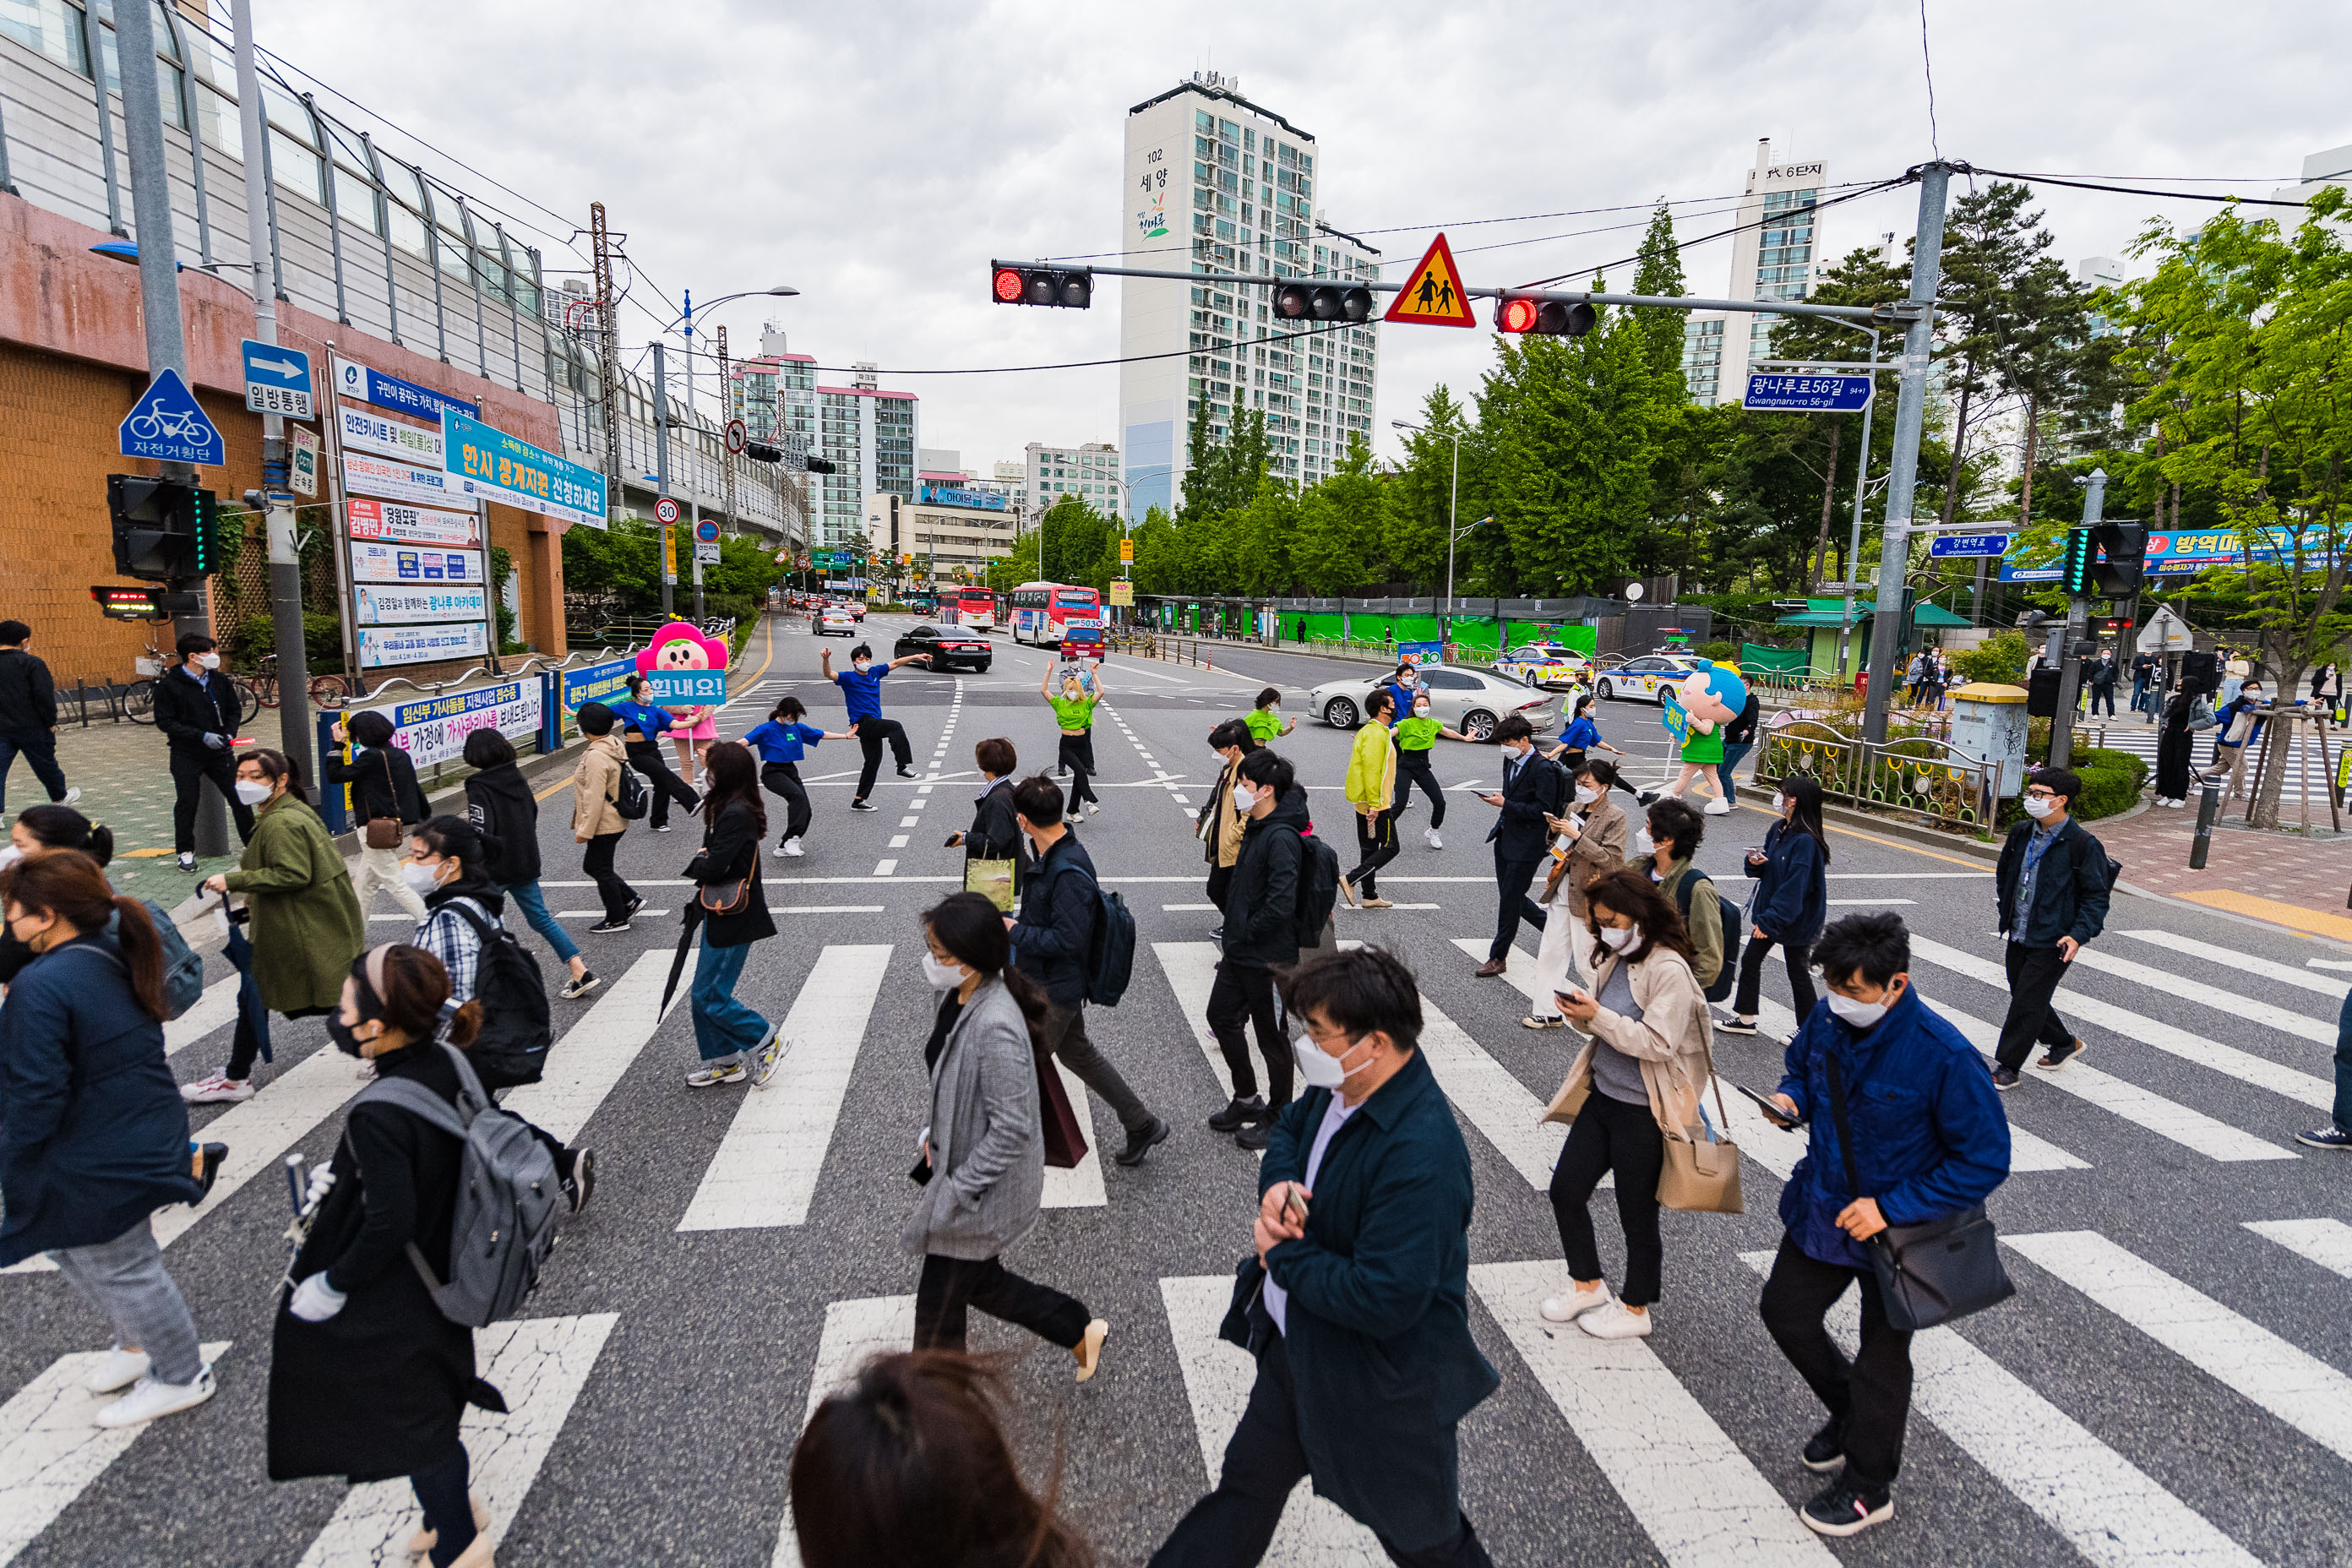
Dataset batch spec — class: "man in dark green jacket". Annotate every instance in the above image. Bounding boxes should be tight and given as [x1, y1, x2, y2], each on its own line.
[1152, 945, 1499, 1567]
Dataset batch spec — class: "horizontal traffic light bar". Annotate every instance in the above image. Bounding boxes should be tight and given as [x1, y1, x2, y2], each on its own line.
[990, 263, 1092, 308]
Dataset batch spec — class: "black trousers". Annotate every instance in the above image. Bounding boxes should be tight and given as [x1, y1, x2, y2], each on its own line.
[580, 831, 634, 920]
[1039, 1001, 1153, 1137]
[1349, 808, 1400, 898]
[760, 761, 812, 842]
[2088, 684, 2116, 716]
[853, 716, 912, 800]
[1489, 852, 1543, 961]
[1394, 750, 1446, 829]
[409, 1442, 477, 1568]
[1733, 929, 1817, 1022]
[1206, 861, 1234, 912]
[168, 744, 255, 854]
[1206, 958, 1291, 1108]
[1995, 940, 2076, 1071]
[1759, 1232, 1914, 1494]
[913, 1252, 1090, 1353]
[0, 727, 70, 811]
[1150, 1329, 1492, 1568]
[1550, 1091, 1665, 1306]
[1059, 731, 1098, 808]
[625, 743, 700, 830]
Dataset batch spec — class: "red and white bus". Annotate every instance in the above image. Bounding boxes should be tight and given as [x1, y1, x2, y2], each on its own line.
[947, 588, 999, 632]
[1009, 581, 1102, 649]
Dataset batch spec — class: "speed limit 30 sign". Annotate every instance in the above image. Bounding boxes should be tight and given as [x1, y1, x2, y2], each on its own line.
[654, 498, 681, 525]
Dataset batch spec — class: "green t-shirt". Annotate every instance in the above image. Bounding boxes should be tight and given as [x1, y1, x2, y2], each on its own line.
[1244, 709, 1285, 740]
[1050, 694, 1098, 731]
[1393, 715, 1442, 751]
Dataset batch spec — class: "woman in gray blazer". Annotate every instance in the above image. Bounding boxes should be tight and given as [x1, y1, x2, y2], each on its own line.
[903, 892, 1110, 1380]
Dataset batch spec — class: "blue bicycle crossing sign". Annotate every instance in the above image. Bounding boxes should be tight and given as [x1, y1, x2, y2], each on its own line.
[118, 368, 223, 466]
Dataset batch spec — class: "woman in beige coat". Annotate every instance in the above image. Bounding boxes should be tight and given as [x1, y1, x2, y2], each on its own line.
[1523, 759, 1629, 1028]
[569, 704, 639, 931]
[1540, 865, 1715, 1340]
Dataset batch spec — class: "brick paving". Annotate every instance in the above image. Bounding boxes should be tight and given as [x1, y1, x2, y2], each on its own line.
[2093, 798, 2352, 942]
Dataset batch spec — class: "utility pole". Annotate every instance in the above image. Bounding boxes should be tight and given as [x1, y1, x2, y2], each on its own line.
[2048, 467, 2106, 770]
[591, 204, 623, 519]
[230, 0, 312, 792]
[717, 325, 737, 538]
[117, 0, 230, 854]
[652, 340, 673, 617]
[1861, 162, 1954, 744]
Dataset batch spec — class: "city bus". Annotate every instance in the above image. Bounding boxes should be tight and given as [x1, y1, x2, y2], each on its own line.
[1009, 581, 1102, 649]
[948, 587, 999, 632]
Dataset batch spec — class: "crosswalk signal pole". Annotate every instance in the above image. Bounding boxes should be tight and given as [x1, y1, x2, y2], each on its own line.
[2050, 469, 2107, 770]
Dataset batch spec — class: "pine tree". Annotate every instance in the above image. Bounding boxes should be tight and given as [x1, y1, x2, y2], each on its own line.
[1630, 202, 1690, 389]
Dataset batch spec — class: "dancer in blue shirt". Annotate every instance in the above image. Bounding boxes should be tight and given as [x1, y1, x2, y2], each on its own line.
[821, 643, 929, 811]
[743, 695, 856, 857]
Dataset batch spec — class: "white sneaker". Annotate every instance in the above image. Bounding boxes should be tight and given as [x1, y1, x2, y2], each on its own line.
[783, 837, 804, 857]
[1085, 800, 1102, 816]
[84, 1347, 150, 1394]
[94, 1364, 215, 1428]
[1578, 1302, 1654, 1340]
[59, 787, 81, 808]
[748, 1023, 787, 1088]
[771, 842, 794, 858]
[179, 1074, 254, 1104]
[1424, 827, 1442, 850]
[1702, 794, 1733, 815]
[1540, 1282, 1612, 1322]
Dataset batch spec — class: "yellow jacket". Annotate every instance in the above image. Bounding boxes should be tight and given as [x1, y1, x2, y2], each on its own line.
[1344, 720, 1396, 813]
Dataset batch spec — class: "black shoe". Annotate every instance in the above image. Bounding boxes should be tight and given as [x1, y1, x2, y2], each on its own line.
[1113, 1117, 1171, 1167]
[623, 894, 644, 920]
[1991, 1066, 2021, 1091]
[1636, 790, 1660, 807]
[192, 1142, 228, 1204]
[177, 851, 198, 873]
[1714, 1015, 1760, 1035]
[850, 798, 878, 812]
[1207, 1094, 1266, 1133]
[1801, 1418, 1844, 1473]
[1800, 1478, 1892, 1537]
[587, 917, 632, 933]
[2036, 1036, 2087, 1071]
[1234, 1120, 1272, 1152]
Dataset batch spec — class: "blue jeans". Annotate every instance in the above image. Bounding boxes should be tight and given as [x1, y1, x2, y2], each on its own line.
[2334, 991, 2352, 1134]
[1718, 740, 1754, 806]
[691, 938, 768, 1062]
[498, 879, 580, 965]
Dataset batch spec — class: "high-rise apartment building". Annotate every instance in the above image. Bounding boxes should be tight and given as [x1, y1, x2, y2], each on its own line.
[2274, 142, 2352, 205]
[806, 362, 917, 549]
[1680, 139, 1828, 404]
[727, 324, 818, 445]
[1119, 72, 1380, 518]
[1026, 441, 1122, 517]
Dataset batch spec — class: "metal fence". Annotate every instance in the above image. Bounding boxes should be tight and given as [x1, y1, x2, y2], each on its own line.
[1755, 720, 2000, 838]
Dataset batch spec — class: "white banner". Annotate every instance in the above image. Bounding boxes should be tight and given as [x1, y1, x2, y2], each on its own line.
[338, 403, 447, 467]
[350, 542, 485, 585]
[350, 677, 542, 766]
[357, 622, 491, 670]
[344, 451, 458, 508]
[353, 584, 488, 625]
[346, 498, 481, 548]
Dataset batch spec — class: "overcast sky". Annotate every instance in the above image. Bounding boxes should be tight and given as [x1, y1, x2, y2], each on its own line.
[254, 0, 2348, 476]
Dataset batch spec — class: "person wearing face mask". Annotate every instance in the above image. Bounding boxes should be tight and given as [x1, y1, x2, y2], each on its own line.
[823, 642, 930, 812]
[1041, 666, 1106, 821]
[1631, 796, 1725, 991]
[609, 673, 703, 835]
[1542, 868, 1718, 1341]
[1474, 715, 1568, 978]
[462, 728, 597, 1001]
[1391, 689, 1467, 851]
[1760, 913, 2010, 1538]
[1339, 689, 1401, 909]
[905, 892, 1109, 1375]
[2203, 679, 2267, 802]
[1152, 945, 1499, 1568]
[321, 710, 431, 921]
[1549, 692, 1626, 781]
[1522, 760, 1629, 1027]
[1244, 686, 1295, 743]
[1206, 749, 1309, 1150]
[188, 750, 366, 1103]
[678, 743, 785, 1087]
[1719, 775, 1831, 1037]
[153, 632, 254, 872]
[267, 945, 505, 1568]
[948, 737, 1025, 892]
[1989, 767, 2110, 1089]
[1193, 721, 1257, 933]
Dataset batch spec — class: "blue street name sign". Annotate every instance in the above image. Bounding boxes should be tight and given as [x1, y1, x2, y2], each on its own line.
[1930, 531, 2012, 558]
[118, 368, 222, 465]
[1999, 564, 2065, 583]
[240, 339, 314, 418]
[1742, 373, 1874, 413]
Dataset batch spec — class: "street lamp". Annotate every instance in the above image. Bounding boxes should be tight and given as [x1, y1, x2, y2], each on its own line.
[1394, 418, 1472, 645]
[649, 285, 799, 421]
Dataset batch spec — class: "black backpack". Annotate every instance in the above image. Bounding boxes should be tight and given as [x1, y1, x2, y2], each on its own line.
[438, 901, 553, 1089]
[611, 761, 650, 821]
[1289, 828, 1342, 949]
[1673, 868, 1743, 1004]
[1048, 859, 1137, 1008]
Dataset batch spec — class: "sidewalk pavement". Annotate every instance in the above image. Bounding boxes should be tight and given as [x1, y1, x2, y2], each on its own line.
[2095, 798, 2352, 945]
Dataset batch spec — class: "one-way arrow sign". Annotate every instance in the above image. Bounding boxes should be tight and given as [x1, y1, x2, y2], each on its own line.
[241, 339, 314, 419]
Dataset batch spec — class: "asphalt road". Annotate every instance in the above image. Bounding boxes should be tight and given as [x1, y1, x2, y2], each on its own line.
[10, 612, 2350, 1567]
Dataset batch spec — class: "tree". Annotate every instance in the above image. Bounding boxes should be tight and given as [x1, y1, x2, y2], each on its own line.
[1288, 435, 1387, 593]
[1179, 404, 1273, 524]
[1768, 247, 1912, 590]
[1932, 182, 2049, 532]
[1629, 202, 1689, 390]
[1386, 385, 1475, 591]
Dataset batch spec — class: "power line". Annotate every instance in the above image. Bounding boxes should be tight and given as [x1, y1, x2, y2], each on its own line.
[1511, 174, 1918, 291]
[1966, 167, 2318, 208]
[642, 316, 1359, 380]
[1918, 0, 1942, 161]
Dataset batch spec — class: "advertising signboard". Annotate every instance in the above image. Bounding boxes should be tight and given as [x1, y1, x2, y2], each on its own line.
[344, 451, 459, 508]
[346, 498, 482, 548]
[332, 352, 478, 422]
[645, 669, 728, 705]
[338, 404, 446, 467]
[357, 622, 490, 669]
[349, 678, 541, 766]
[349, 542, 484, 585]
[352, 584, 489, 625]
[557, 655, 635, 717]
[442, 410, 607, 530]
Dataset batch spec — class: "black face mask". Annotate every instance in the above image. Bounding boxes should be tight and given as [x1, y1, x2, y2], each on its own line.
[326, 1015, 376, 1059]
[0, 926, 35, 986]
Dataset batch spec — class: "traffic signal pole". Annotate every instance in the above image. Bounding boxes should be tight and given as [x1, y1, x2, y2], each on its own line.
[2049, 469, 2107, 770]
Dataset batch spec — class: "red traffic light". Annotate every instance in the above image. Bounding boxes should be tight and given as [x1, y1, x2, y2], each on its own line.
[992, 267, 1025, 303]
[1498, 297, 1539, 333]
[988, 262, 1091, 308]
[1496, 295, 1596, 337]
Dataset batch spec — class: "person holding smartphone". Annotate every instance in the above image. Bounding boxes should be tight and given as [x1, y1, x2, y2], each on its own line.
[1522, 760, 1627, 1028]
[1538, 868, 1714, 1341]
[1719, 775, 1831, 1036]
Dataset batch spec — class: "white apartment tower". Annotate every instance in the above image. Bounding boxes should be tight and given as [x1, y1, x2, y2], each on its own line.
[1680, 139, 1829, 403]
[1119, 73, 1380, 518]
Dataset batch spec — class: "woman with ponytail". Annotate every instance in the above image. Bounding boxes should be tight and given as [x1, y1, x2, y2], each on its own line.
[268, 944, 502, 1568]
[0, 803, 117, 983]
[0, 851, 220, 1427]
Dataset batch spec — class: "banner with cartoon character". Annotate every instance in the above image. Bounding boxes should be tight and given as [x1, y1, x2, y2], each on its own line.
[637, 622, 732, 712]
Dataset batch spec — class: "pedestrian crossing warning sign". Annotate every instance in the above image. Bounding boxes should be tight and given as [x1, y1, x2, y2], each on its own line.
[1384, 232, 1477, 327]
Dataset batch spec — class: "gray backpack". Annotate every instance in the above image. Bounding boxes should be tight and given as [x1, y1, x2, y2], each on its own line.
[354, 1041, 564, 1327]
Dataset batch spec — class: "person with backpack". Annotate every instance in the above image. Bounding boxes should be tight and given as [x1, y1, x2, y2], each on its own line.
[268, 945, 514, 1568]
[906, 893, 1108, 1374]
[1634, 797, 1729, 994]
[2203, 678, 2268, 801]
[568, 703, 640, 934]
[1007, 774, 1168, 1168]
[1206, 749, 1309, 1152]
[2, 851, 220, 1429]
[1719, 775, 1831, 1037]
[462, 729, 597, 1001]
[1990, 766, 2113, 1091]
[681, 742, 785, 1088]
[608, 674, 702, 835]
[1339, 689, 1400, 910]
[743, 694, 856, 858]
[1522, 759, 1628, 1028]
[1194, 721, 1256, 932]
[189, 749, 367, 1102]
[1475, 715, 1568, 979]
[322, 710, 431, 921]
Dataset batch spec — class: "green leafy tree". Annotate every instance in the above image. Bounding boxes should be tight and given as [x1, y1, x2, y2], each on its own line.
[1629, 202, 1690, 389]
[1288, 435, 1387, 593]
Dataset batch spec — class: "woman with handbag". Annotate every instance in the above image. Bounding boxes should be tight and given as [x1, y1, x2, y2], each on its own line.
[905, 891, 1108, 1380]
[1523, 759, 1628, 1029]
[945, 738, 1022, 912]
[323, 710, 430, 920]
[683, 742, 782, 1088]
[1538, 867, 1720, 1341]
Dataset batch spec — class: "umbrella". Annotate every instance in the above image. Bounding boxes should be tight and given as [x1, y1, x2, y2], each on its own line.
[659, 901, 706, 1015]
[223, 908, 271, 1064]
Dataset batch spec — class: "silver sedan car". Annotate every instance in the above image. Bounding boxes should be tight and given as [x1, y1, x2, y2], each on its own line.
[1308, 667, 1563, 741]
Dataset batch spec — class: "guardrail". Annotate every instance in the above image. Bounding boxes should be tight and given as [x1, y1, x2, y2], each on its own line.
[1755, 719, 1998, 838]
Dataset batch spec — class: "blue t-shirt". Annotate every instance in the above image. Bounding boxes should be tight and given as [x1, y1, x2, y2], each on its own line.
[835, 664, 890, 722]
[607, 700, 672, 742]
[743, 719, 825, 766]
[1561, 716, 1601, 751]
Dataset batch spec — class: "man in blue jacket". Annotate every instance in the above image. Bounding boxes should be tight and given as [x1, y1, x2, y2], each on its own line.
[1153, 945, 1499, 1567]
[1990, 767, 2112, 1089]
[1761, 912, 2010, 1538]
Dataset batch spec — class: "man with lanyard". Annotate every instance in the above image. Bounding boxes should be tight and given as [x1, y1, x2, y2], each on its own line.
[1990, 767, 2110, 1091]
[152, 632, 253, 871]
[822, 642, 928, 812]
[1473, 715, 1565, 978]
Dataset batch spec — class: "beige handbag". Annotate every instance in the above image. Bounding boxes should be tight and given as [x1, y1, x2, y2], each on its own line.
[1657, 1032, 1744, 1214]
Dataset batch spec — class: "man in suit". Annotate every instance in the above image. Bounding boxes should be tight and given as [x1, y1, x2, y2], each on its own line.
[1474, 713, 1565, 977]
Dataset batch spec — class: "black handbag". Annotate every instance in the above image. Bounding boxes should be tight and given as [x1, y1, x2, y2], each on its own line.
[1824, 1053, 2016, 1331]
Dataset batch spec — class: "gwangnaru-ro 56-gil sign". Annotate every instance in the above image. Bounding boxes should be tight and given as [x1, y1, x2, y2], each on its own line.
[1743, 373, 1873, 412]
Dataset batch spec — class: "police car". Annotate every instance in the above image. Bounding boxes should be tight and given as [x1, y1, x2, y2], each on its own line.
[1592, 653, 1712, 705]
[1492, 642, 1592, 690]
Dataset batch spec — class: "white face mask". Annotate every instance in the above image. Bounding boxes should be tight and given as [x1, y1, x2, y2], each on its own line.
[1293, 1030, 1372, 1090]
[1771, 792, 1786, 814]
[1827, 986, 1898, 1029]
[1233, 783, 1257, 815]
[1633, 827, 1657, 856]
[401, 859, 448, 896]
[234, 779, 273, 806]
[1574, 785, 1598, 805]
[920, 951, 968, 991]
[853, 660, 872, 673]
[197, 652, 221, 670]
[1414, 703, 1430, 717]
[1598, 923, 1639, 952]
[2022, 795, 2056, 819]
[0, 844, 21, 872]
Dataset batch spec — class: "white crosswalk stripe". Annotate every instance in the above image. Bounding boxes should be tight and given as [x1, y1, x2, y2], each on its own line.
[2006, 1230, 2352, 1466]
[1734, 1251, 2262, 1568]
[2116, 930, 2352, 1001]
[1041, 1056, 1107, 1208]
[677, 945, 893, 1232]
[295, 1314, 617, 1567]
[771, 1294, 917, 1568]
[162, 977, 239, 1058]
[1471, 1260, 1832, 1565]
[499, 950, 678, 1144]
[2065, 946, 2337, 1045]
[0, 1341, 231, 1567]
[2244, 1217, 2352, 1280]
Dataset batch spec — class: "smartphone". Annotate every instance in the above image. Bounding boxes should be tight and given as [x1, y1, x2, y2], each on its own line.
[1553, 987, 1592, 1010]
[1282, 1183, 1308, 1228]
[1734, 1081, 1802, 1129]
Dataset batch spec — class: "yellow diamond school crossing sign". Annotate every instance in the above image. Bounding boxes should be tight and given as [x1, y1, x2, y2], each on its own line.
[1385, 233, 1478, 328]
